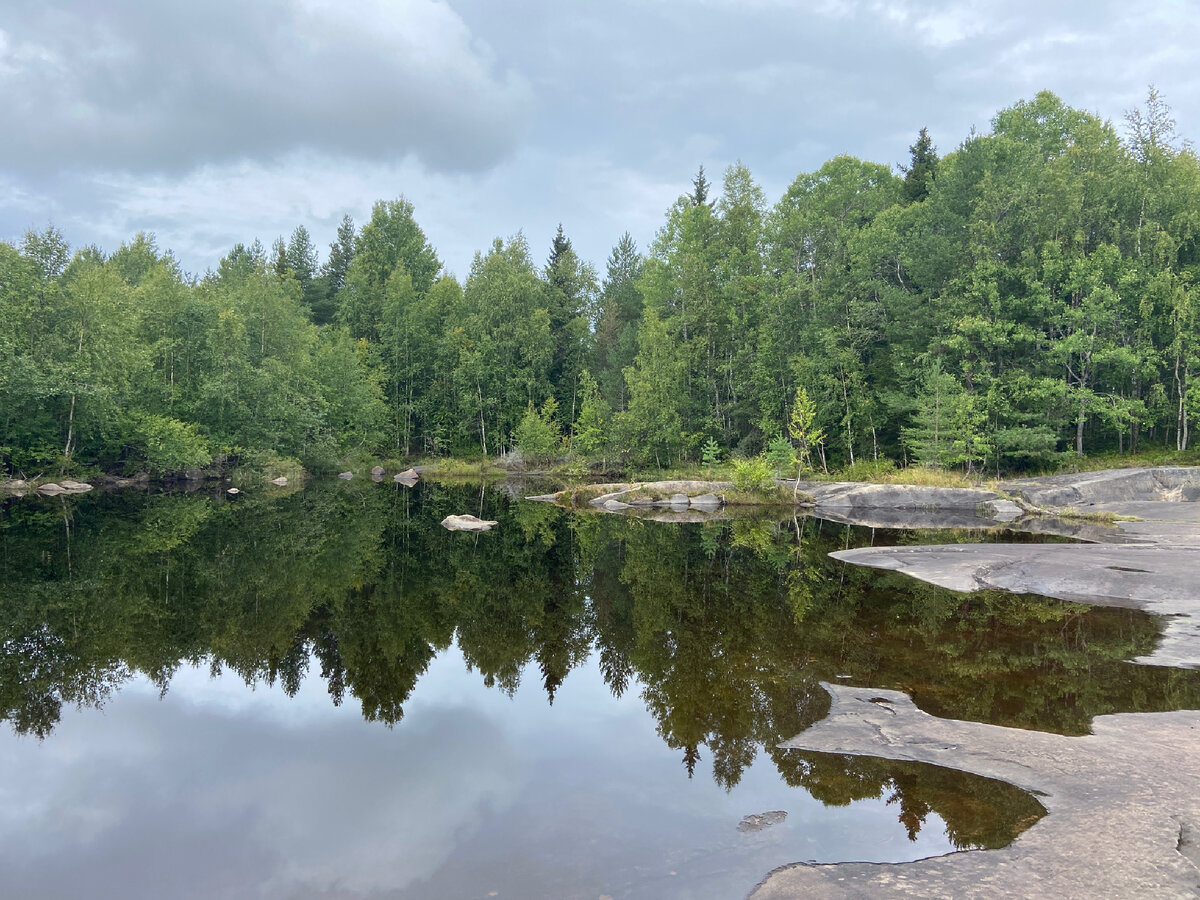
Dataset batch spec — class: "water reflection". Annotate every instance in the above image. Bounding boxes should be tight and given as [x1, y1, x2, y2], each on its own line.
[1, 479, 1193, 860]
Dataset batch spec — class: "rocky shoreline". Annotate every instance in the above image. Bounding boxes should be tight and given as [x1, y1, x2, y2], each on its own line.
[752, 466, 1200, 898]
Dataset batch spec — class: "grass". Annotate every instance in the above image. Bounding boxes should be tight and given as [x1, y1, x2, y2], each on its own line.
[1045, 506, 1141, 524]
[1046, 448, 1200, 476]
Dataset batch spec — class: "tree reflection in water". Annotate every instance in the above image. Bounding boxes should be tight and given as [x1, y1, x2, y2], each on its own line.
[2, 479, 1194, 847]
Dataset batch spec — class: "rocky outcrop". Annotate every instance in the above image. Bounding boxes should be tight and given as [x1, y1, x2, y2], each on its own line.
[753, 683, 1200, 900]
[1002, 466, 1200, 507]
[794, 480, 999, 509]
[752, 467, 1200, 897]
[827, 467, 1200, 668]
[394, 468, 419, 486]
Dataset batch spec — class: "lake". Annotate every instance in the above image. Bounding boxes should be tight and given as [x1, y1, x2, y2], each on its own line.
[2, 478, 1197, 898]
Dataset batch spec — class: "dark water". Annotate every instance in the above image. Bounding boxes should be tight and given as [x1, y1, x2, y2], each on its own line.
[2, 479, 1197, 898]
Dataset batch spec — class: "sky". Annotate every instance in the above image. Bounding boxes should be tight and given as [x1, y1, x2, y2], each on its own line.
[2, 0, 1198, 280]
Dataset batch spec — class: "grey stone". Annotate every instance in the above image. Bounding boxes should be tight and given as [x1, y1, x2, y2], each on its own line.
[738, 810, 787, 833]
[690, 493, 722, 509]
[1002, 465, 1200, 508]
[802, 481, 1000, 509]
[338, 471, 353, 480]
[371, 465, 385, 477]
[394, 468, 419, 486]
[440, 514, 498, 532]
[603, 499, 631, 510]
[753, 682, 1200, 900]
[989, 498, 1024, 521]
[668, 492, 690, 507]
[270, 476, 288, 486]
[59, 480, 93, 493]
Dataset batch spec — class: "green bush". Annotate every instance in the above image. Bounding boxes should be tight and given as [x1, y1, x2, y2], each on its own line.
[731, 455, 775, 493]
[764, 435, 796, 477]
[134, 414, 213, 474]
[514, 398, 562, 463]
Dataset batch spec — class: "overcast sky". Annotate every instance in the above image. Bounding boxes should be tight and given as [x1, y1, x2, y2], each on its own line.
[2, 0, 1198, 279]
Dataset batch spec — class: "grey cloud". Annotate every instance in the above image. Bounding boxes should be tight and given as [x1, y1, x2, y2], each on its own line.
[3, 0, 1199, 280]
[0, 0, 533, 176]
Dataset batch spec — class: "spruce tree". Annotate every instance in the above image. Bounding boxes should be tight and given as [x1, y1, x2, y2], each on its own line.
[901, 127, 938, 203]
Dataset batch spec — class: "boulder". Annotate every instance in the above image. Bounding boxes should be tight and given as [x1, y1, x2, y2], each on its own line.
[270, 476, 288, 486]
[802, 481, 999, 509]
[1002, 466, 1200, 508]
[37, 483, 66, 495]
[603, 499, 632, 510]
[738, 810, 787, 833]
[338, 471, 353, 480]
[440, 514, 499, 532]
[226, 487, 240, 495]
[60, 480, 93, 493]
[7, 479, 27, 490]
[668, 492, 690, 507]
[371, 465, 385, 477]
[184, 468, 205, 481]
[690, 493, 722, 510]
[394, 468, 419, 485]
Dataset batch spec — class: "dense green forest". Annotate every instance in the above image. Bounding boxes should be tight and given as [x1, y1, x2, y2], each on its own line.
[3, 89, 1199, 477]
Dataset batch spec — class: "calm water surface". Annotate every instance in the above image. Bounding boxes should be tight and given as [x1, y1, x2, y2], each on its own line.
[2, 478, 1196, 898]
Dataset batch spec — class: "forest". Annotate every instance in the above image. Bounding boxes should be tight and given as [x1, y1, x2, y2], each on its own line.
[2, 88, 1198, 478]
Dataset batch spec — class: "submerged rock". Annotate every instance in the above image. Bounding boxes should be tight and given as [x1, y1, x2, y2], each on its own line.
[738, 810, 787, 833]
[441, 514, 499, 532]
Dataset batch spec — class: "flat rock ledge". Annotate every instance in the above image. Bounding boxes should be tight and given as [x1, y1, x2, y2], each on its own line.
[528, 480, 1014, 526]
[829, 469, 1200, 669]
[753, 682, 1200, 899]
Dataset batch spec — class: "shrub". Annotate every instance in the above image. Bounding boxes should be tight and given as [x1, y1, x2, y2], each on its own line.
[134, 414, 213, 475]
[514, 398, 562, 463]
[731, 455, 775, 493]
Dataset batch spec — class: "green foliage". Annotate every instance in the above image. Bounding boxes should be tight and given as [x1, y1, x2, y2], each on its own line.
[700, 437, 722, 469]
[731, 455, 775, 493]
[902, 363, 989, 470]
[786, 385, 824, 472]
[132, 414, 213, 474]
[572, 371, 610, 459]
[764, 435, 796, 477]
[6, 89, 1200, 478]
[514, 397, 562, 463]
